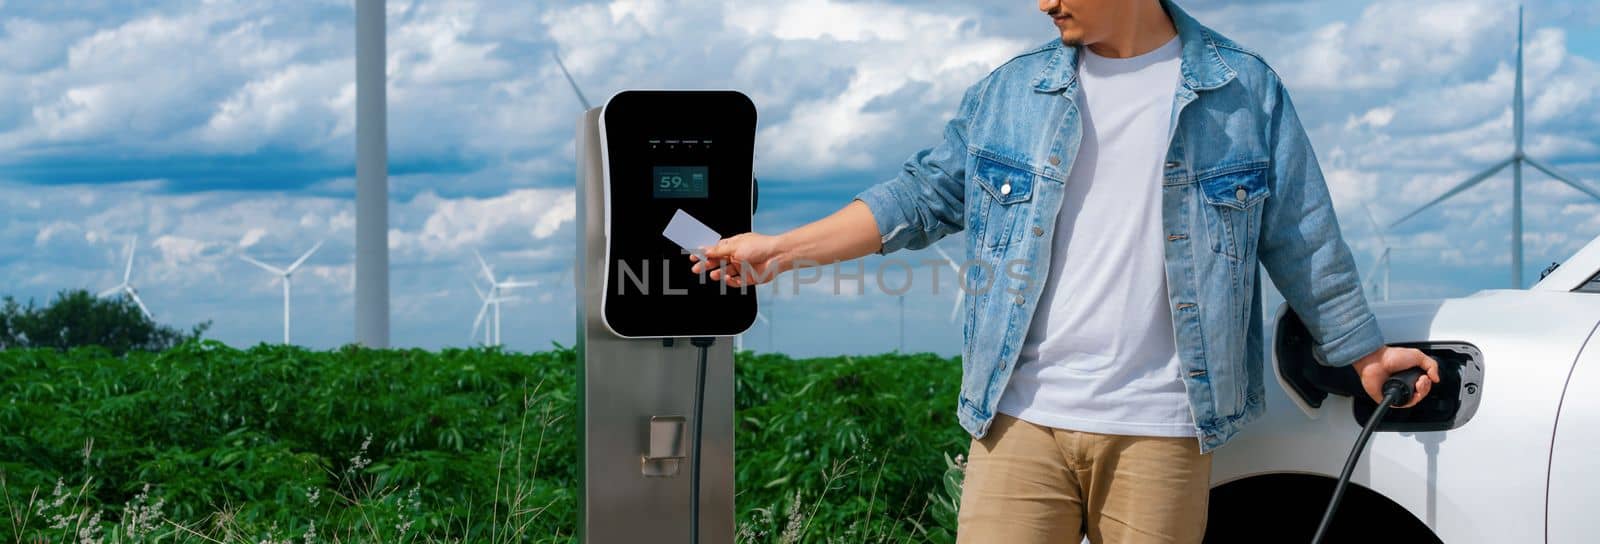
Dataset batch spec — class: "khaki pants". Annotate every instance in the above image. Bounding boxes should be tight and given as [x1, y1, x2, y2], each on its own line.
[957, 414, 1212, 544]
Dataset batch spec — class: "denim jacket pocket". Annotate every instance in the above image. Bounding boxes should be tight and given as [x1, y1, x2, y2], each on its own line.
[1197, 163, 1270, 260]
[969, 152, 1036, 250]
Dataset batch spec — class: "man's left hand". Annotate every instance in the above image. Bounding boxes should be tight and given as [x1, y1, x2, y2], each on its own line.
[1351, 346, 1440, 408]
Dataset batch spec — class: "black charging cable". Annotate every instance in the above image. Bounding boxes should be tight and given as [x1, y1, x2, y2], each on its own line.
[687, 337, 715, 544]
[1310, 366, 1426, 544]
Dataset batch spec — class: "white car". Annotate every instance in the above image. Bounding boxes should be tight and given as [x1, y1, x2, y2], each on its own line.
[1207, 234, 1600, 543]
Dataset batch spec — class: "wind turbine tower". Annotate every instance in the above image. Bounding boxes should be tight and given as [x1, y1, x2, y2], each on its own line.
[355, 0, 389, 347]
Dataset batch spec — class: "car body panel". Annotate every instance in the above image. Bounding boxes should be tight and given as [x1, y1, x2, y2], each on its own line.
[1214, 289, 1600, 543]
[1534, 235, 1600, 292]
[1546, 319, 1600, 542]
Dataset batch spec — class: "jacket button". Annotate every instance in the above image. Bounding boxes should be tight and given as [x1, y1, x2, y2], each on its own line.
[1235, 186, 1247, 201]
[1014, 295, 1025, 305]
[1048, 155, 1061, 166]
[1000, 183, 1012, 195]
[1033, 226, 1044, 236]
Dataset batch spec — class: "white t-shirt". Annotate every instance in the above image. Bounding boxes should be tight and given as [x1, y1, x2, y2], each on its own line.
[996, 37, 1194, 437]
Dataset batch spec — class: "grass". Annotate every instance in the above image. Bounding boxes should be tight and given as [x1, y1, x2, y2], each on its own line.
[0, 343, 970, 543]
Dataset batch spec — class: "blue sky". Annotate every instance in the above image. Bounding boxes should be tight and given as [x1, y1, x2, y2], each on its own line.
[3, 0, 1599, 356]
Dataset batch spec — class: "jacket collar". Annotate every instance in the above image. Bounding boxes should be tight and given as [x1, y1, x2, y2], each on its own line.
[1032, 0, 1236, 93]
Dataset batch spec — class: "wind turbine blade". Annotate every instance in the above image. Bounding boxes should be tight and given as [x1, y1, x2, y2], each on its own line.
[932, 243, 966, 324]
[127, 288, 153, 320]
[1360, 201, 1388, 247]
[123, 235, 138, 283]
[473, 249, 496, 286]
[931, 244, 962, 274]
[1362, 252, 1386, 288]
[1524, 156, 1600, 202]
[239, 254, 285, 275]
[470, 280, 487, 300]
[1389, 158, 1513, 228]
[98, 286, 123, 298]
[552, 51, 593, 110]
[498, 279, 538, 290]
[471, 300, 490, 341]
[286, 240, 325, 274]
[1363, 270, 1381, 293]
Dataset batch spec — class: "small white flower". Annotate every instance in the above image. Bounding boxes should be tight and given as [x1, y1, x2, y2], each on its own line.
[347, 435, 374, 473]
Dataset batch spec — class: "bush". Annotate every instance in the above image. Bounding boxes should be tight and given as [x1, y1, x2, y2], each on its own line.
[1, 290, 209, 355]
[0, 344, 968, 543]
[733, 351, 967, 542]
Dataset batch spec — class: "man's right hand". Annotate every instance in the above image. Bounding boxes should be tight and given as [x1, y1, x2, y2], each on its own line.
[689, 232, 788, 288]
[688, 200, 885, 288]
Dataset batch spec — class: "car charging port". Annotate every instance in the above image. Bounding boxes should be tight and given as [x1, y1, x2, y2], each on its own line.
[1274, 309, 1484, 431]
[1350, 341, 1483, 432]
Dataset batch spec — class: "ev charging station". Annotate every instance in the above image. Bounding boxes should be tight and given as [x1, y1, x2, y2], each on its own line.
[575, 90, 759, 543]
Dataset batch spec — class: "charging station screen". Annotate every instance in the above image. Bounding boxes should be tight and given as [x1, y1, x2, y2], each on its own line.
[601, 90, 758, 338]
[653, 166, 709, 199]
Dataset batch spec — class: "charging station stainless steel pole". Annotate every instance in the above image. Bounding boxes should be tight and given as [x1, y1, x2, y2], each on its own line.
[575, 106, 736, 543]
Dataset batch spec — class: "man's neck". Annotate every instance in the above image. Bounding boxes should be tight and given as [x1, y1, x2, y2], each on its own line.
[1085, 1, 1177, 59]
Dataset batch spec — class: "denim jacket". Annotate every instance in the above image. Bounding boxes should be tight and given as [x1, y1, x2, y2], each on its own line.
[854, 0, 1382, 452]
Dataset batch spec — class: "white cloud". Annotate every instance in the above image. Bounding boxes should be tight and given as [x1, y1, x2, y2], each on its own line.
[541, 0, 1029, 177]
[1345, 106, 1395, 130]
[2, 0, 1599, 352]
[389, 188, 575, 260]
[1284, 1, 1502, 91]
[237, 228, 266, 249]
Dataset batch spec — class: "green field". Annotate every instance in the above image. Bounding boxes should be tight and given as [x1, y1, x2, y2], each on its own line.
[0, 342, 969, 543]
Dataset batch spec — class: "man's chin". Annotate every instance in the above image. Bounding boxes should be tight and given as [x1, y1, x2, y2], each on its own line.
[1057, 30, 1085, 47]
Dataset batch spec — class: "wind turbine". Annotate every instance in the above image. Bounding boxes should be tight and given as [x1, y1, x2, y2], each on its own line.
[473, 250, 536, 346]
[1390, 5, 1600, 287]
[469, 279, 522, 346]
[931, 244, 965, 322]
[99, 235, 153, 320]
[239, 241, 324, 345]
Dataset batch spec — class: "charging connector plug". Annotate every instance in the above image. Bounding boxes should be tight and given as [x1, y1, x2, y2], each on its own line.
[1310, 366, 1427, 544]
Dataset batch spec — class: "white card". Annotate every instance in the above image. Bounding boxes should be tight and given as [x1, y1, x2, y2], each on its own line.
[662, 209, 723, 256]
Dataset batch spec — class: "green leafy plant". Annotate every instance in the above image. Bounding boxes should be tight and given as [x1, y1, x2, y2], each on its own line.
[922, 453, 966, 544]
[0, 344, 967, 542]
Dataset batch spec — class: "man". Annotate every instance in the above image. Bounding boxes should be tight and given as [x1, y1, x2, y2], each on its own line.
[692, 0, 1440, 541]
